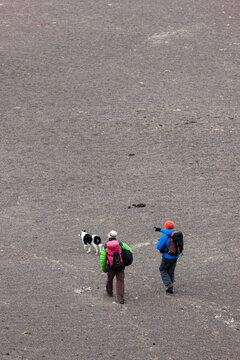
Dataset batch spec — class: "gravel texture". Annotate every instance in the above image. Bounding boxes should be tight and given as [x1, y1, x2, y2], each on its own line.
[1, 0, 239, 359]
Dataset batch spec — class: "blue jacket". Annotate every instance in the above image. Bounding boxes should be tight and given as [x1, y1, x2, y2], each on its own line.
[156, 229, 180, 259]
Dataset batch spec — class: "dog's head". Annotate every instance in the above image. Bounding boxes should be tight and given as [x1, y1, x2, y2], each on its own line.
[80, 230, 93, 244]
[79, 230, 87, 240]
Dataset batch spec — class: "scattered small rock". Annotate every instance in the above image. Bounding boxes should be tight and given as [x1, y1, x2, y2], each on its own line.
[184, 120, 197, 124]
[132, 203, 146, 208]
[23, 330, 32, 335]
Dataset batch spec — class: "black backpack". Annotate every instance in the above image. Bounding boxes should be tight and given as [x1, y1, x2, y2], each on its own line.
[160, 231, 184, 255]
[121, 248, 133, 266]
[167, 232, 184, 255]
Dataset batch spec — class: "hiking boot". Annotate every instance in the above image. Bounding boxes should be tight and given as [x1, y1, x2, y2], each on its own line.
[119, 299, 125, 304]
[166, 284, 173, 294]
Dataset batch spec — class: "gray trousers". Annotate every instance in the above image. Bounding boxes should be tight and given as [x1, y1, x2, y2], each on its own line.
[159, 257, 177, 287]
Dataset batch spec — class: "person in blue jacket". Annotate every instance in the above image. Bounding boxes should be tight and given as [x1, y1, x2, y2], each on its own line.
[155, 221, 180, 294]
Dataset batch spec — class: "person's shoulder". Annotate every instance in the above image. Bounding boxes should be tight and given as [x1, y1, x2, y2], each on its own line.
[166, 229, 175, 234]
[120, 241, 129, 249]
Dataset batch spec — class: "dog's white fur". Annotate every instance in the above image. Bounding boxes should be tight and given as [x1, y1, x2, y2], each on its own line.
[79, 231, 102, 255]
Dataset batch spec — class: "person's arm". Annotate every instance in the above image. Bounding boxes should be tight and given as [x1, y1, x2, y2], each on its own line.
[100, 246, 107, 272]
[155, 227, 169, 234]
[121, 242, 133, 254]
[156, 233, 168, 251]
[160, 229, 173, 236]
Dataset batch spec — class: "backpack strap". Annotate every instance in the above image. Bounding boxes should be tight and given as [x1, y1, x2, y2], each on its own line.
[164, 237, 170, 253]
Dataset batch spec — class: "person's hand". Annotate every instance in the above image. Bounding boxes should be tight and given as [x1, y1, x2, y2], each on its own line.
[154, 227, 161, 232]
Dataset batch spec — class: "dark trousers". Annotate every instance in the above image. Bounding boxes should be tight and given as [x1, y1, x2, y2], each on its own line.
[159, 257, 177, 287]
[106, 269, 125, 302]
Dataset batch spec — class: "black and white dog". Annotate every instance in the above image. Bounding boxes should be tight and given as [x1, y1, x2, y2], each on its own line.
[79, 231, 102, 255]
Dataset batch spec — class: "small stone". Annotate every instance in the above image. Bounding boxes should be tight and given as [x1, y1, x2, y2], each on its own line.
[132, 203, 146, 208]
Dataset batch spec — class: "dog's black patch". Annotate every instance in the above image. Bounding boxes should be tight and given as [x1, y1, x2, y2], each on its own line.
[93, 235, 101, 245]
[83, 233, 92, 245]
